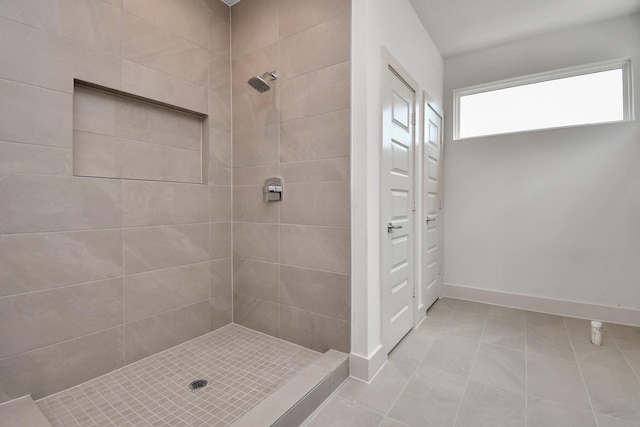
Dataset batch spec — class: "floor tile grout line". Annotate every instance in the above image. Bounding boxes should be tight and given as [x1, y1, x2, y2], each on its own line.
[563, 317, 600, 427]
[451, 309, 489, 427]
[609, 332, 640, 382]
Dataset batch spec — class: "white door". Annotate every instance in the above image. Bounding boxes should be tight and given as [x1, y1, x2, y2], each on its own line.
[423, 104, 443, 310]
[381, 65, 415, 351]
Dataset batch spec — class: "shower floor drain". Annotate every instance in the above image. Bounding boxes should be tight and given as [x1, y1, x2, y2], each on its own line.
[188, 379, 208, 391]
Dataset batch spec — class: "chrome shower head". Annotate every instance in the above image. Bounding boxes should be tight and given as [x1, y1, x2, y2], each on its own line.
[248, 71, 277, 93]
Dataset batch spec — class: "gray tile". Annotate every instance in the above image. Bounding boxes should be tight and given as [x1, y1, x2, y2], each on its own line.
[124, 300, 209, 363]
[0, 278, 123, 358]
[234, 258, 279, 303]
[279, 0, 350, 38]
[280, 61, 350, 122]
[0, 78, 72, 148]
[232, 85, 279, 132]
[280, 110, 350, 162]
[208, 128, 231, 168]
[527, 352, 592, 410]
[233, 185, 280, 223]
[210, 185, 232, 222]
[482, 317, 525, 351]
[123, 181, 208, 226]
[281, 181, 350, 227]
[273, 375, 332, 427]
[0, 175, 122, 234]
[279, 14, 350, 80]
[124, 262, 209, 322]
[280, 225, 350, 274]
[234, 222, 279, 262]
[0, 327, 124, 402]
[0, 141, 71, 176]
[527, 397, 597, 427]
[124, 223, 209, 274]
[208, 88, 232, 132]
[455, 381, 526, 427]
[0, 229, 122, 297]
[230, 0, 278, 59]
[233, 164, 281, 186]
[389, 365, 467, 427]
[73, 84, 117, 135]
[210, 222, 232, 260]
[122, 60, 207, 114]
[210, 258, 232, 297]
[210, 291, 232, 331]
[233, 292, 280, 338]
[123, 0, 211, 47]
[526, 322, 575, 361]
[232, 125, 279, 167]
[281, 157, 350, 184]
[114, 94, 203, 151]
[421, 335, 479, 377]
[73, 131, 202, 183]
[338, 362, 410, 415]
[388, 325, 438, 379]
[307, 396, 383, 427]
[582, 363, 640, 422]
[596, 413, 640, 427]
[441, 310, 487, 340]
[121, 12, 208, 85]
[380, 418, 412, 427]
[280, 265, 350, 321]
[470, 343, 525, 393]
[280, 305, 350, 353]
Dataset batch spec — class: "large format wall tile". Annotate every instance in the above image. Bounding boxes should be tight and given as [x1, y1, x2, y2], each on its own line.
[211, 292, 232, 331]
[73, 131, 202, 183]
[280, 225, 350, 274]
[280, 61, 350, 122]
[0, 175, 122, 234]
[73, 85, 117, 135]
[280, 266, 350, 321]
[124, 262, 209, 322]
[0, 0, 122, 55]
[280, 110, 350, 162]
[122, 13, 208, 86]
[124, 224, 209, 274]
[280, 305, 349, 353]
[210, 185, 232, 223]
[233, 164, 280, 186]
[234, 258, 279, 303]
[233, 292, 280, 337]
[0, 79, 72, 148]
[0, 229, 122, 297]
[232, 87, 278, 132]
[123, 0, 211, 48]
[123, 181, 209, 226]
[210, 222, 232, 260]
[208, 89, 232, 132]
[0, 278, 123, 358]
[281, 181, 350, 227]
[230, 0, 277, 59]
[279, 14, 350, 81]
[122, 60, 207, 114]
[233, 186, 279, 223]
[124, 301, 209, 363]
[0, 141, 71, 176]
[233, 125, 279, 167]
[210, 258, 232, 296]
[0, 327, 124, 402]
[209, 129, 232, 168]
[234, 222, 279, 262]
[0, 17, 122, 93]
[281, 157, 350, 184]
[278, 0, 350, 38]
[115, 96, 203, 151]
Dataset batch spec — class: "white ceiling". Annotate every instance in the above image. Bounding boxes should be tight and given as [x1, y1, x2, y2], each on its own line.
[409, 0, 640, 57]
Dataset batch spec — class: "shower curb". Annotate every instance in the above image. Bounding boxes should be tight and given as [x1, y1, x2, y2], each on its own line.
[0, 396, 52, 427]
[231, 349, 350, 427]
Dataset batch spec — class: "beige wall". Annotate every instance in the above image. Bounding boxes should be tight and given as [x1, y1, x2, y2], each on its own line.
[230, 0, 351, 353]
[0, 0, 232, 402]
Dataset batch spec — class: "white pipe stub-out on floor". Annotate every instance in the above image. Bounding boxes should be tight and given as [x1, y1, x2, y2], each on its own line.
[591, 320, 603, 346]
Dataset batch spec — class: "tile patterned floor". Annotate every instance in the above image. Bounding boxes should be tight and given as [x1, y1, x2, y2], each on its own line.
[303, 298, 640, 427]
[37, 324, 320, 427]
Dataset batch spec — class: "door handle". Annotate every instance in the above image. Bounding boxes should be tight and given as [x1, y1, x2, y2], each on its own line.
[426, 217, 436, 223]
[387, 222, 403, 232]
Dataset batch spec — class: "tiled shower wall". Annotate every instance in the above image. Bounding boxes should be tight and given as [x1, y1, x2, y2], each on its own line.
[230, 0, 351, 353]
[0, 0, 232, 402]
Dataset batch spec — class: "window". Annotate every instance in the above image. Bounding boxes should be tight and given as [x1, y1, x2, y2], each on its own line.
[454, 59, 633, 140]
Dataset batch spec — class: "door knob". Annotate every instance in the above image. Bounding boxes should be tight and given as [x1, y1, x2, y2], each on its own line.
[387, 222, 403, 232]
[426, 217, 436, 223]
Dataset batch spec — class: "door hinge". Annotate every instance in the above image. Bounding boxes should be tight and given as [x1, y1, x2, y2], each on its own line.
[439, 199, 443, 210]
[412, 199, 416, 212]
[439, 264, 442, 275]
[412, 112, 416, 126]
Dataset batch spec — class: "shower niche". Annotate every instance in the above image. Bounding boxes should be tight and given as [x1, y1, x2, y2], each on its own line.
[72, 81, 208, 184]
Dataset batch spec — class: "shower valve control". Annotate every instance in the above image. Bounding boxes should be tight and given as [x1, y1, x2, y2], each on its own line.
[263, 177, 283, 203]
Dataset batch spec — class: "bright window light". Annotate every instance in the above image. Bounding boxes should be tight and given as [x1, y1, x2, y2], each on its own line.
[455, 60, 632, 139]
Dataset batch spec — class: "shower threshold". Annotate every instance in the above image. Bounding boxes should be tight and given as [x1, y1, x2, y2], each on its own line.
[35, 324, 349, 427]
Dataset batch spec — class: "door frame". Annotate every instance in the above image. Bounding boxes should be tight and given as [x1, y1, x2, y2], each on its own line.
[380, 48, 420, 353]
[416, 93, 445, 325]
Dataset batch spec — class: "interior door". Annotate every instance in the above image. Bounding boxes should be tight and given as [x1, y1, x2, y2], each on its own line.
[381, 65, 415, 352]
[423, 104, 443, 310]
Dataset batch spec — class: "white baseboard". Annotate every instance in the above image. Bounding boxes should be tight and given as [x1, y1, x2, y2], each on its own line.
[442, 283, 640, 327]
[349, 344, 387, 383]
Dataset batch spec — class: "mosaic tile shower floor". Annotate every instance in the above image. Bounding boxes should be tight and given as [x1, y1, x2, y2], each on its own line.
[37, 325, 320, 427]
